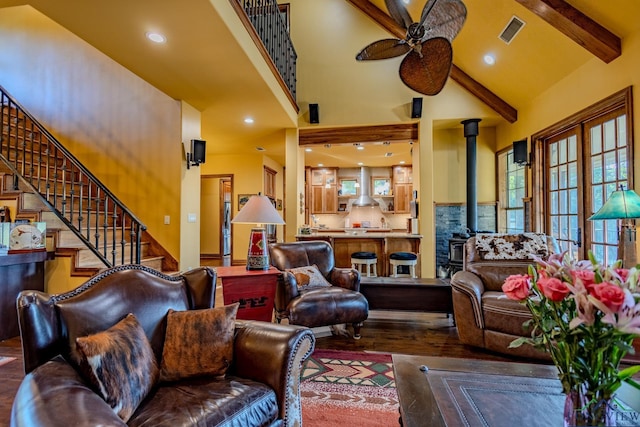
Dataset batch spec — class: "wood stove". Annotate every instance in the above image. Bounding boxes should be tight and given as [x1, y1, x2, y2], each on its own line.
[448, 233, 469, 274]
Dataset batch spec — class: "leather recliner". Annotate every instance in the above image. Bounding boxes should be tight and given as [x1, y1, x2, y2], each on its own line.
[450, 233, 559, 360]
[269, 240, 369, 338]
[11, 264, 315, 427]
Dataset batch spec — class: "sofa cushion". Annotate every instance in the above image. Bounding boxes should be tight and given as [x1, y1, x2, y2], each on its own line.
[160, 303, 239, 382]
[475, 233, 549, 261]
[482, 291, 533, 336]
[127, 376, 279, 427]
[75, 313, 159, 422]
[286, 264, 332, 291]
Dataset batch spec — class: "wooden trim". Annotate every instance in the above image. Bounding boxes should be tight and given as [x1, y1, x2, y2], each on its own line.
[299, 123, 418, 146]
[228, 0, 299, 113]
[345, 0, 518, 123]
[514, 0, 621, 64]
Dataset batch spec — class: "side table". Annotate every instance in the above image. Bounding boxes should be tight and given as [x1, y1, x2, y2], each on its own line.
[216, 266, 280, 322]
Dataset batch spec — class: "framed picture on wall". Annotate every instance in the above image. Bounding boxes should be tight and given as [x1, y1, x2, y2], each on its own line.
[238, 194, 252, 211]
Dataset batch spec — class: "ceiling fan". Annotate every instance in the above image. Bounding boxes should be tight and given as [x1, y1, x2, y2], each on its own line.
[356, 0, 467, 96]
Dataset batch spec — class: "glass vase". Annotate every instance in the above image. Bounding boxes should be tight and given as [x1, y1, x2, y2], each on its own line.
[563, 385, 616, 427]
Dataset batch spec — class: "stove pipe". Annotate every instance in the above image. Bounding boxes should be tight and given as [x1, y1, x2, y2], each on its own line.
[461, 118, 481, 233]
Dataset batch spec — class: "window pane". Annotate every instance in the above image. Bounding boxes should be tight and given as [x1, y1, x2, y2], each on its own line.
[603, 119, 616, 151]
[591, 154, 602, 184]
[559, 164, 567, 189]
[591, 125, 602, 154]
[617, 116, 626, 147]
[568, 162, 578, 188]
[550, 192, 558, 214]
[559, 138, 567, 164]
[550, 167, 558, 190]
[559, 190, 567, 214]
[569, 189, 577, 214]
[604, 151, 616, 182]
[568, 135, 577, 162]
[592, 185, 603, 214]
[550, 143, 558, 166]
[619, 149, 628, 180]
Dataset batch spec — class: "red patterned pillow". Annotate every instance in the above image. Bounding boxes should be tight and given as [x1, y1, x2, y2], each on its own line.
[159, 303, 239, 382]
[75, 313, 159, 422]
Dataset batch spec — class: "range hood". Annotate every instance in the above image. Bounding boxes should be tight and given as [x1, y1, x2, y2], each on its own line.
[352, 167, 379, 207]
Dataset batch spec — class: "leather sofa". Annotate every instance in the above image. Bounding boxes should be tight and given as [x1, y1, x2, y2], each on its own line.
[450, 233, 559, 360]
[10, 264, 315, 427]
[269, 240, 369, 338]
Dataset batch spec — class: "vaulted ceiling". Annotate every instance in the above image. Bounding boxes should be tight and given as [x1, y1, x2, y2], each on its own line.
[1, 0, 639, 168]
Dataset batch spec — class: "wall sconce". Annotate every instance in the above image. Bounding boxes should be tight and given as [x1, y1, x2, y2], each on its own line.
[185, 139, 206, 169]
[512, 138, 530, 167]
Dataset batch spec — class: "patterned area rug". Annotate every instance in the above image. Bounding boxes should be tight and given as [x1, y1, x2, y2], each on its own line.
[300, 349, 398, 426]
[0, 356, 16, 368]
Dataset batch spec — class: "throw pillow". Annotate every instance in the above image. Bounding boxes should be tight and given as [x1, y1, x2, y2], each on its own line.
[75, 313, 159, 422]
[286, 265, 332, 291]
[159, 303, 239, 382]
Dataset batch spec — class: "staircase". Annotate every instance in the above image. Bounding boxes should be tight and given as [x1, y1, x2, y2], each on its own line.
[0, 85, 174, 277]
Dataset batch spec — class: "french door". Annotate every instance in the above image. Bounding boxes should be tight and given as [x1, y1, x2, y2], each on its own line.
[534, 88, 633, 264]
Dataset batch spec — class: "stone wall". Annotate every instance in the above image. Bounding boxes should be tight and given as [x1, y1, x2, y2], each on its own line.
[434, 203, 497, 275]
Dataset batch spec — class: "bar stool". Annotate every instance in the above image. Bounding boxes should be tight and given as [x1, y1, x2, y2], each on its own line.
[351, 251, 378, 277]
[389, 252, 418, 278]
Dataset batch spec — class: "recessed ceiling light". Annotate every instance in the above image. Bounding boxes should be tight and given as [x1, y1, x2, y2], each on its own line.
[318, 163, 324, 167]
[357, 162, 363, 166]
[483, 54, 495, 65]
[305, 148, 312, 152]
[399, 160, 406, 164]
[146, 32, 166, 43]
[244, 117, 254, 124]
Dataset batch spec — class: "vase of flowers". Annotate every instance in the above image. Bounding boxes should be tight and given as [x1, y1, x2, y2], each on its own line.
[502, 251, 640, 426]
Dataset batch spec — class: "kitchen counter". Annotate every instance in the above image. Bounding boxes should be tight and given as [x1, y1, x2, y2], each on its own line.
[296, 233, 421, 277]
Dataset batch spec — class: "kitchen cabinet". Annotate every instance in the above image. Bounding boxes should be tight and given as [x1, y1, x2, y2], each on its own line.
[264, 166, 277, 199]
[310, 168, 337, 213]
[392, 165, 413, 213]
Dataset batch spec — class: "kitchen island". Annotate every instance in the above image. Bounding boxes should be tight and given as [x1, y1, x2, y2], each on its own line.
[296, 230, 421, 277]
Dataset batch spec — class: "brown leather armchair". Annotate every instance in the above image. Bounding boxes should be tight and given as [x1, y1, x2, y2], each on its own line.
[269, 240, 369, 338]
[450, 233, 559, 360]
[11, 264, 315, 427]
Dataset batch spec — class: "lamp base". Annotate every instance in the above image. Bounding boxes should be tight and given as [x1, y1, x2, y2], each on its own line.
[246, 228, 270, 271]
[618, 223, 637, 269]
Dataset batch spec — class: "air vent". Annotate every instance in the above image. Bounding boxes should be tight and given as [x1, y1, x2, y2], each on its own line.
[499, 16, 525, 44]
[385, 152, 393, 157]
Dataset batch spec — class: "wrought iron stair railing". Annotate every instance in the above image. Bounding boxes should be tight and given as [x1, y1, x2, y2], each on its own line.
[0, 85, 146, 268]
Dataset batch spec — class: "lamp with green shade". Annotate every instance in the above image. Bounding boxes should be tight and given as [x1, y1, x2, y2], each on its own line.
[231, 194, 285, 270]
[588, 185, 640, 268]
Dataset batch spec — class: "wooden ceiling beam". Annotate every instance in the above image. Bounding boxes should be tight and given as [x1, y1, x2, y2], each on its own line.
[346, 0, 518, 123]
[299, 123, 418, 146]
[514, 0, 621, 64]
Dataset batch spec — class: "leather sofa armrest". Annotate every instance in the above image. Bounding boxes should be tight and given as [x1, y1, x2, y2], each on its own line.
[276, 271, 300, 308]
[10, 356, 126, 427]
[233, 320, 315, 427]
[450, 271, 485, 328]
[328, 267, 360, 292]
[17, 291, 61, 375]
[182, 266, 216, 309]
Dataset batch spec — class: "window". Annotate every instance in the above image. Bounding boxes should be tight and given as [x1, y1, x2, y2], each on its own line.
[497, 149, 526, 233]
[531, 88, 633, 264]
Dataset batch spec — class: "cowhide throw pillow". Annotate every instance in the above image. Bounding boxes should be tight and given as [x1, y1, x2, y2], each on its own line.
[286, 265, 331, 291]
[159, 303, 239, 382]
[475, 233, 549, 260]
[75, 313, 159, 422]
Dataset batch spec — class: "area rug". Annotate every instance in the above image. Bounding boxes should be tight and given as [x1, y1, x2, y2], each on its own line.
[300, 349, 398, 426]
[0, 356, 16, 368]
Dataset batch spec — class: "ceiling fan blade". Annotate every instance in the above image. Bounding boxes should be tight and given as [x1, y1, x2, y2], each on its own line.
[356, 38, 411, 61]
[420, 0, 467, 42]
[385, 0, 413, 30]
[399, 37, 453, 96]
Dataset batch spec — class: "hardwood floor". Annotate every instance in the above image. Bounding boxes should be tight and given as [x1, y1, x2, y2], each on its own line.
[0, 309, 538, 426]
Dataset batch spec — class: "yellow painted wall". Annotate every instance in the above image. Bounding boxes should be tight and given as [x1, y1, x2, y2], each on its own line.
[202, 153, 265, 262]
[200, 177, 222, 255]
[180, 102, 202, 271]
[433, 127, 497, 204]
[0, 6, 183, 264]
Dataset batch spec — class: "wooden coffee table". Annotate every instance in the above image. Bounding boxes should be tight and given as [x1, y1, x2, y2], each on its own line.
[393, 354, 640, 427]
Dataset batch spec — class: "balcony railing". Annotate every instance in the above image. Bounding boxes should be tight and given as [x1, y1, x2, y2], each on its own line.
[236, 0, 297, 101]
